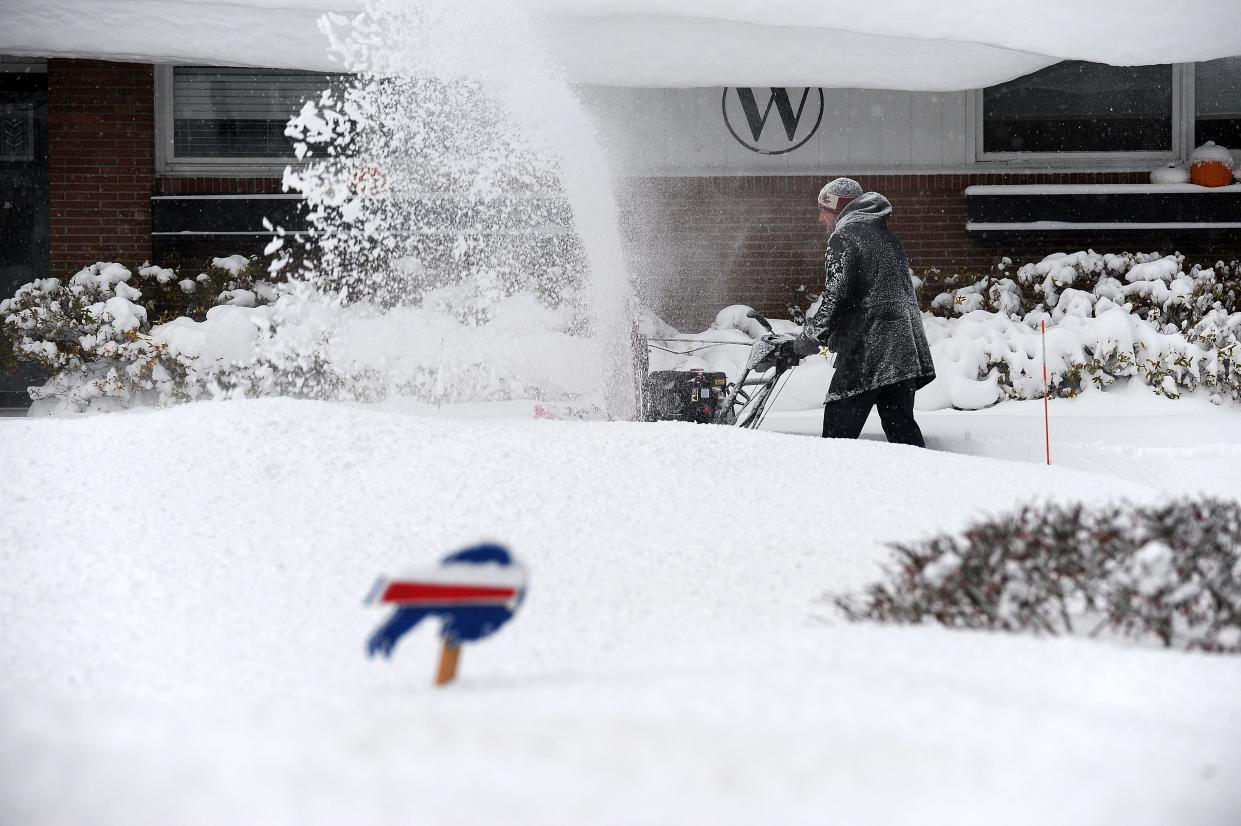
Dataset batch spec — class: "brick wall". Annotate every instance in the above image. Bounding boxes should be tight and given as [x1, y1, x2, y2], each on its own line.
[47, 59, 154, 276]
[152, 177, 286, 269]
[618, 173, 1241, 329]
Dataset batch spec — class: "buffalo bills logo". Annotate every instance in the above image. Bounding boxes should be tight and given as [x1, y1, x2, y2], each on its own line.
[366, 543, 527, 658]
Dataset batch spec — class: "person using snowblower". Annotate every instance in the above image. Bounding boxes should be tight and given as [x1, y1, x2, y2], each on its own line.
[792, 177, 936, 446]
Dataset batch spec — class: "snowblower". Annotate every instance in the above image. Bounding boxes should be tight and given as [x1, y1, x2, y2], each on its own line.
[644, 310, 800, 429]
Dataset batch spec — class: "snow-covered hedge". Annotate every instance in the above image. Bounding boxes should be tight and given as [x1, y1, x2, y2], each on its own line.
[925, 252, 1241, 407]
[9, 249, 1241, 415]
[832, 498, 1241, 655]
[647, 251, 1241, 412]
[0, 257, 283, 412]
[1, 257, 604, 415]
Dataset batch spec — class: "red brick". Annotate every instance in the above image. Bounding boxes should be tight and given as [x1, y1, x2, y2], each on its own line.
[48, 59, 154, 275]
[617, 172, 1241, 327]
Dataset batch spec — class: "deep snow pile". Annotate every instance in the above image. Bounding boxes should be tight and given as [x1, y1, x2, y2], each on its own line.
[3, 0, 1241, 89]
[3, 399, 1240, 826]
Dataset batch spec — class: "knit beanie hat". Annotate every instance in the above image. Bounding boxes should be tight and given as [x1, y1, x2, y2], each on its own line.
[817, 177, 863, 213]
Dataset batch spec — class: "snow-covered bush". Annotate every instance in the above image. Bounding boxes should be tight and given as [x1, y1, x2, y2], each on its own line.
[652, 253, 1241, 413]
[832, 498, 1241, 654]
[0, 257, 282, 413]
[931, 251, 1240, 330]
[1, 257, 607, 415]
[924, 252, 1241, 405]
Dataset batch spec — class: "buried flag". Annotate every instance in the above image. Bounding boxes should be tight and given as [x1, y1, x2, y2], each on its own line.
[365, 543, 527, 685]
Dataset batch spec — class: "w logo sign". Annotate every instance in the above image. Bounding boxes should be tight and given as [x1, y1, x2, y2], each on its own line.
[722, 87, 824, 155]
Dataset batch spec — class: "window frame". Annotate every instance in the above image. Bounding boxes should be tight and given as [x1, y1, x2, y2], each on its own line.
[971, 63, 1191, 169]
[0, 103, 36, 162]
[0, 57, 47, 74]
[154, 64, 341, 177]
[1188, 57, 1241, 164]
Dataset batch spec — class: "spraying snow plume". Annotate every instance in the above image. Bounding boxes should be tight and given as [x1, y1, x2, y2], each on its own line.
[279, 0, 639, 416]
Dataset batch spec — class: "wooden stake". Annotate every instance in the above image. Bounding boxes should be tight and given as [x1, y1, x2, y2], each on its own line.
[435, 639, 462, 686]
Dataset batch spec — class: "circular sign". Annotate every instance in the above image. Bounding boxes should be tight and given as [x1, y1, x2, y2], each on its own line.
[722, 87, 825, 156]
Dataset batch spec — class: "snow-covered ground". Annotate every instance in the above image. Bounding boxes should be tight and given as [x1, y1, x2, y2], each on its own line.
[761, 383, 1241, 499]
[2, 397, 1239, 825]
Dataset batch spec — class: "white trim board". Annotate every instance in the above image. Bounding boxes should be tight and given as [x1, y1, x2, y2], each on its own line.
[612, 165, 1163, 179]
[967, 221, 1241, 231]
[151, 231, 296, 236]
[151, 229, 572, 236]
[966, 184, 1241, 195]
[151, 194, 304, 200]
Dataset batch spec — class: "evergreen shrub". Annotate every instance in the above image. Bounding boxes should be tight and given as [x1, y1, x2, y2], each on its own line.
[832, 498, 1241, 654]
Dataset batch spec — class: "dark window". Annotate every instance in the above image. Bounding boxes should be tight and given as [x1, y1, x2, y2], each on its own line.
[983, 61, 1173, 154]
[172, 67, 340, 159]
[0, 66, 49, 407]
[1195, 58, 1241, 150]
[0, 103, 35, 161]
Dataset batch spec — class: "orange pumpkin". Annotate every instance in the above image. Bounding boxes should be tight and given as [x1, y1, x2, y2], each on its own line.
[1191, 160, 1234, 187]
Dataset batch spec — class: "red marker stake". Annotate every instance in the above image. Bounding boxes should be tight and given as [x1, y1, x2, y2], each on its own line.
[1041, 319, 1050, 465]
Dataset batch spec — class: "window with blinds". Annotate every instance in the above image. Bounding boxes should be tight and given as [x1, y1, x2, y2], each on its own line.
[172, 66, 339, 159]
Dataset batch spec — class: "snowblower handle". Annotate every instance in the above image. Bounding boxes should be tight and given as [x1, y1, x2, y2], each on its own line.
[745, 309, 774, 333]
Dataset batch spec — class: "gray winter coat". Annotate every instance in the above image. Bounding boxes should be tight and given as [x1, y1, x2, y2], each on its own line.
[795, 192, 936, 402]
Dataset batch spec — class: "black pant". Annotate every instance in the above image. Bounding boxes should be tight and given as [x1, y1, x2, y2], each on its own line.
[822, 379, 926, 447]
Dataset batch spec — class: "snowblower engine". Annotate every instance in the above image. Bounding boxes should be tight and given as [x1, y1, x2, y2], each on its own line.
[642, 370, 728, 423]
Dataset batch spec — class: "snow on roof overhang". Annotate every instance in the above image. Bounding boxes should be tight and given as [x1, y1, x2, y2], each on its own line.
[2, 0, 1240, 90]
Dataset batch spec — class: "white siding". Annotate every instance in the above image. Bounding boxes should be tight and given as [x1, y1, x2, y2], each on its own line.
[581, 86, 971, 176]
[910, 93, 945, 166]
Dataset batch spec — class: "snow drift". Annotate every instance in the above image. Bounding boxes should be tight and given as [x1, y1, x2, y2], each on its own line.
[4, 399, 1240, 825]
[2, 0, 1240, 89]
